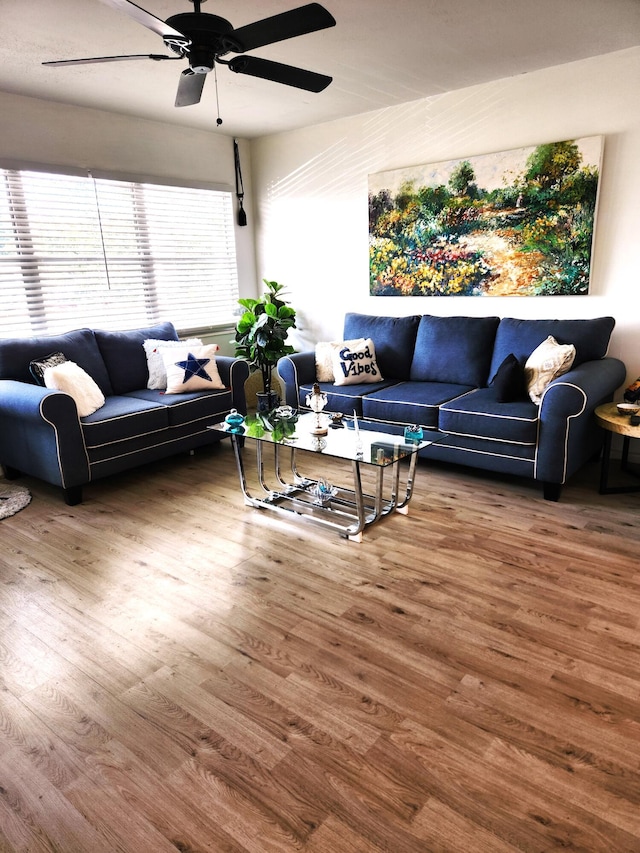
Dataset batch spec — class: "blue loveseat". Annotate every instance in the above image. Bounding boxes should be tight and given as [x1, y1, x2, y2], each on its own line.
[0, 322, 249, 505]
[277, 313, 626, 500]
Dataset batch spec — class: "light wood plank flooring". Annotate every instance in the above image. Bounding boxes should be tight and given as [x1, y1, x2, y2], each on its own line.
[1, 442, 639, 852]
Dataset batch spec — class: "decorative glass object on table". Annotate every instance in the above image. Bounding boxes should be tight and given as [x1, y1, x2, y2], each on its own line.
[224, 409, 245, 434]
[352, 410, 364, 458]
[310, 477, 338, 506]
[305, 382, 328, 435]
[243, 405, 298, 440]
[269, 405, 298, 442]
[404, 424, 424, 443]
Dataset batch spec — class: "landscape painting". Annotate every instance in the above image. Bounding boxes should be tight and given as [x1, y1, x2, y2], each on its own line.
[368, 136, 603, 296]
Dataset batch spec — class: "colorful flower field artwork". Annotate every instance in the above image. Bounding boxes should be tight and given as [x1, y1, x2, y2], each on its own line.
[369, 137, 602, 297]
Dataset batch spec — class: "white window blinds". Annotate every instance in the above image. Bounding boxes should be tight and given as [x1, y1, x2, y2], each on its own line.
[0, 168, 239, 337]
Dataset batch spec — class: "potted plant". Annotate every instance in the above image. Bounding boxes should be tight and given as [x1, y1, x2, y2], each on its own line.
[233, 279, 297, 412]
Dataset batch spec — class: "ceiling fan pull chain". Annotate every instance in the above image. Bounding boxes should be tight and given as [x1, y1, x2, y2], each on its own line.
[214, 61, 223, 126]
[234, 139, 247, 227]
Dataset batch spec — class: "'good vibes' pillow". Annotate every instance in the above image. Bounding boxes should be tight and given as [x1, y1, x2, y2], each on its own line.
[315, 338, 366, 382]
[332, 339, 383, 386]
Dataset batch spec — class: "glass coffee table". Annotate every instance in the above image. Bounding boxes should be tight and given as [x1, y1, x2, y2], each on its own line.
[212, 412, 440, 542]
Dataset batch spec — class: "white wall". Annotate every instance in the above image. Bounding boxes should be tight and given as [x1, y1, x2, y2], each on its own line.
[0, 90, 258, 353]
[251, 48, 640, 391]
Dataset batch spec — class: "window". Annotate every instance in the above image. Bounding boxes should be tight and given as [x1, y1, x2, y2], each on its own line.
[0, 167, 239, 337]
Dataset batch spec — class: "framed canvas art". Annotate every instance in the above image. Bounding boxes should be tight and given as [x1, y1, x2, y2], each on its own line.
[368, 136, 603, 297]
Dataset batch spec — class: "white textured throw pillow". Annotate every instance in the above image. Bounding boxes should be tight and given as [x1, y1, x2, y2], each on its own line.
[524, 335, 576, 404]
[315, 338, 366, 383]
[332, 338, 383, 386]
[162, 344, 225, 393]
[143, 337, 203, 389]
[43, 361, 106, 417]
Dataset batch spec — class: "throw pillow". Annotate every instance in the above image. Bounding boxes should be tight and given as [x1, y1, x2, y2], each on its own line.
[524, 335, 576, 404]
[43, 361, 106, 417]
[490, 353, 526, 403]
[163, 344, 225, 393]
[143, 337, 203, 390]
[315, 338, 366, 382]
[331, 338, 383, 386]
[29, 351, 68, 385]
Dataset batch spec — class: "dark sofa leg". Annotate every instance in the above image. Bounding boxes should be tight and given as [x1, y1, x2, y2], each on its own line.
[543, 482, 561, 502]
[63, 486, 83, 506]
[2, 465, 21, 480]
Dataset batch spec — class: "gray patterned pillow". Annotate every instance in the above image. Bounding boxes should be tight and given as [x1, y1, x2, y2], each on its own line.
[29, 351, 68, 385]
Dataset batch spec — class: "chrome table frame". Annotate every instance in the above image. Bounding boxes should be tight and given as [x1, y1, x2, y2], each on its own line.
[214, 414, 437, 542]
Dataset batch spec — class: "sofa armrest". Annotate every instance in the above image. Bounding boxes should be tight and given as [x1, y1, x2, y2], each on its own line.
[0, 379, 90, 489]
[277, 352, 317, 409]
[535, 356, 627, 484]
[216, 356, 250, 414]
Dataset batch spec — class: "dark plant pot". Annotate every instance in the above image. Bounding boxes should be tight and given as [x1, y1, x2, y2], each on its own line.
[256, 391, 280, 414]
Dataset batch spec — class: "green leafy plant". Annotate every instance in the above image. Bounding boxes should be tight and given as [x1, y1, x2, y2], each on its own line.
[233, 279, 297, 399]
[243, 406, 298, 442]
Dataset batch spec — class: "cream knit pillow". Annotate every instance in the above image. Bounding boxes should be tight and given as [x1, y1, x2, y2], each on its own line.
[524, 335, 576, 404]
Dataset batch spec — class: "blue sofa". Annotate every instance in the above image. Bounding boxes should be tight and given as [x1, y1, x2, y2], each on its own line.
[277, 313, 626, 500]
[0, 322, 249, 505]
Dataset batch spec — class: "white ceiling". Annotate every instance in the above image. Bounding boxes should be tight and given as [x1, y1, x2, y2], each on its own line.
[3, 0, 640, 139]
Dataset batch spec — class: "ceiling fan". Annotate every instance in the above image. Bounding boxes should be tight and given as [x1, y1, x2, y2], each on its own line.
[43, 0, 336, 108]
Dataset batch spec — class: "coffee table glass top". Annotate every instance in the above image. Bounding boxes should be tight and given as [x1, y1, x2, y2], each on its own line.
[215, 412, 440, 466]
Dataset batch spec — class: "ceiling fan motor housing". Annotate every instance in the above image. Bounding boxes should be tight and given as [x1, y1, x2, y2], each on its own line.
[164, 12, 243, 71]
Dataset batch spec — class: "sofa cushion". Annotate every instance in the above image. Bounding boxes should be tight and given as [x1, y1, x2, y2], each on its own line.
[94, 321, 179, 395]
[80, 394, 169, 447]
[410, 315, 500, 387]
[361, 381, 474, 429]
[489, 317, 615, 378]
[298, 379, 398, 418]
[125, 388, 233, 428]
[0, 328, 113, 395]
[439, 388, 539, 445]
[343, 313, 421, 380]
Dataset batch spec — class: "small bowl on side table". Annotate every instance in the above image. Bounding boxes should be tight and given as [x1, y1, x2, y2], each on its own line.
[616, 402, 640, 416]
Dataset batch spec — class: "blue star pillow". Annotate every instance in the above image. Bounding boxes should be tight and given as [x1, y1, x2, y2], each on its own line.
[162, 344, 225, 393]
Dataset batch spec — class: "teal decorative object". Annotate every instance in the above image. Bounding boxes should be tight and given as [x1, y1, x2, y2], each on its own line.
[404, 424, 424, 443]
[225, 409, 245, 434]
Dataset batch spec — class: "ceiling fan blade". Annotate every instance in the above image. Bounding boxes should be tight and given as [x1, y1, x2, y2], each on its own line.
[232, 3, 336, 52]
[43, 54, 180, 66]
[175, 69, 207, 107]
[98, 0, 189, 42]
[228, 56, 332, 92]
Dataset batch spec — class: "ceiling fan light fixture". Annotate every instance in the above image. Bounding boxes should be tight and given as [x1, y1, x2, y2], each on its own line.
[187, 47, 214, 73]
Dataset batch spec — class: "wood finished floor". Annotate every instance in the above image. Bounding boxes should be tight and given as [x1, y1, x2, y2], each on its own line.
[1, 442, 639, 852]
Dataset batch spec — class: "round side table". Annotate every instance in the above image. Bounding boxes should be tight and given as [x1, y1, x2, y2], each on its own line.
[595, 402, 640, 494]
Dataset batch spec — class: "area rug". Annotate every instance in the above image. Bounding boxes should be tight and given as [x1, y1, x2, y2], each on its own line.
[0, 483, 32, 519]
